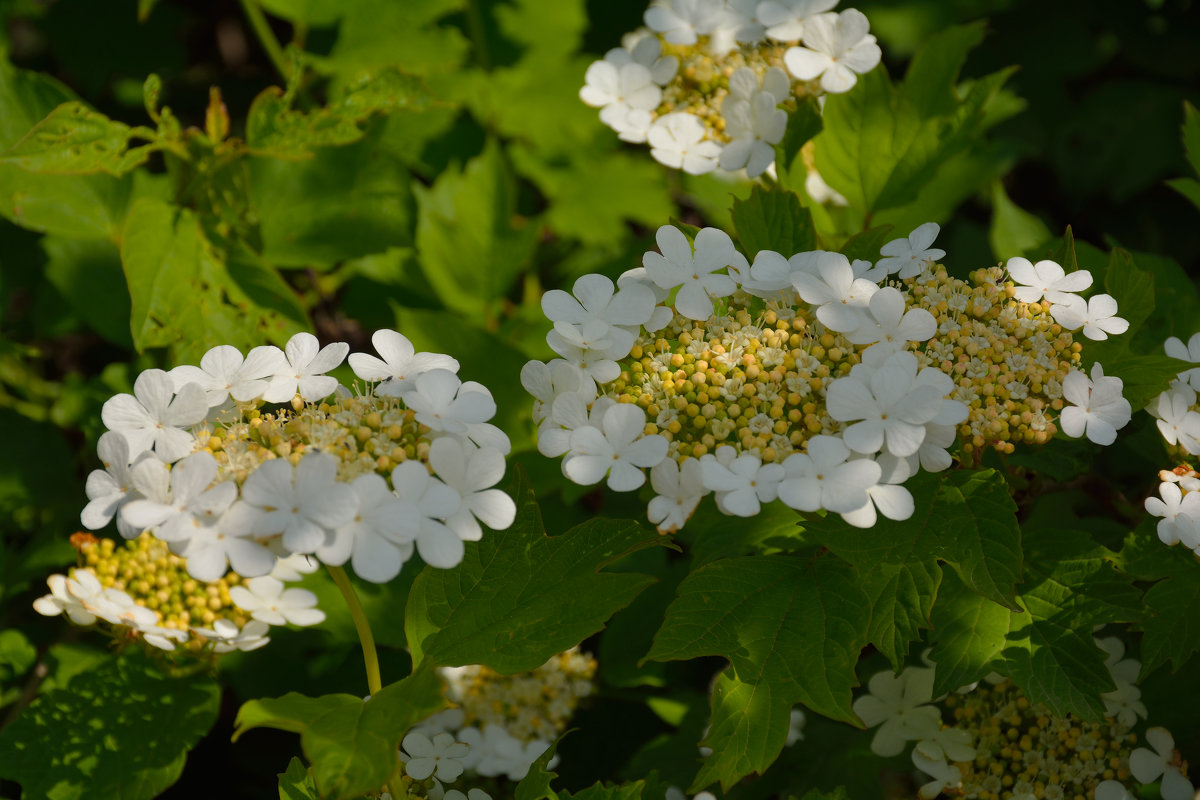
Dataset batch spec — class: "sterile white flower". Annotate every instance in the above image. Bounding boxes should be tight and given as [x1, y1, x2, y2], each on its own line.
[101, 369, 207, 462]
[317, 473, 417, 583]
[826, 356, 943, 456]
[1059, 362, 1132, 446]
[846, 286, 937, 362]
[1129, 727, 1195, 800]
[230, 575, 325, 626]
[262, 332, 349, 403]
[1049, 293, 1129, 341]
[33, 573, 105, 626]
[1143, 481, 1200, 547]
[783, 9, 881, 94]
[644, 0, 726, 45]
[391, 460, 466, 569]
[429, 438, 517, 543]
[121, 451, 237, 544]
[140, 624, 189, 651]
[875, 223, 946, 279]
[647, 458, 707, 533]
[757, 0, 838, 41]
[177, 519, 278, 582]
[912, 748, 964, 799]
[790, 250, 879, 332]
[648, 112, 723, 175]
[81, 431, 147, 537]
[541, 274, 656, 359]
[194, 618, 271, 653]
[1164, 332, 1200, 391]
[348, 329, 460, 397]
[1094, 782, 1135, 800]
[169, 344, 288, 406]
[852, 666, 941, 757]
[580, 62, 663, 137]
[719, 68, 789, 177]
[404, 369, 497, 436]
[1005, 257, 1093, 305]
[642, 225, 746, 320]
[777, 435, 881, 513]
[563, 403, 668, 491]
[605, 35, 678, 85]
[700, 450, 784, 516]
[402, 731, 469, 782]
[1150, 386, 1200, 454]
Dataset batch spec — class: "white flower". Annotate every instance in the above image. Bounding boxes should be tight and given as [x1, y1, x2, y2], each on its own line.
[790, 250, 879, 332]
[913, 727, 976, 764]
[1150, 386, 1200, 454]
[1049, 294, 1129, 341]
[1059, 362, 1132, 446]
[403, 369, 497, 436]
[777, 435, 881, 514]
[429, 438, 516, 543]
[348, 329, 460, 397]
[700, 450, 785, 516]
[783, 9, 882, 94]
[176, 520, 278, 582]
[1129, 727, 1194, 800]
[786, 708, 806, 746]
[121, 451, 237, 544]
[140, 624, 189, 651]
[605, 35, 678, 85]
[648, 113, 723, 175]
[194, 618, 271, 653]
[875, 223, 946, 279]
[1005, 257, 1093, 305]
[538, 393, 613, 459]
[33, 572, 104, 626]
[912, 748, 963, 799]
[222, 453, 357, 555]
[846, 286, 937, 362]
[580, 60, 662, 113]
[1143, 481, 1200, 548]
[642, 225, 746, 320]
[391, 460, 466, 569]
[644, 0, 726, 45]
[1096, 638, 1147, 728]
[563, 403, 668, 491]
[647, 458, 707, 533]
[1164, 332, 1200, 390]
[1094, 782, 1135, 800]
[719, 68, 789, 177]
[169, 344, 288, 406]
[521, 359, 595, 428]
[81, 431, 147, 537]
[838, 458, 917, 529]
[101, 368, 207, 462]
[826, 356, 944, 456]
[805, 167, 848, 206]
[852, 666, 941, 757]
[541, 274, 656, 359]
[262, 332, 349, 404]
[602, 105, 655, 144]
[230, 575, 325, 626]
[317, 473, 417, 583]
[402, 731, 469, 782]
[458, 724, 549, 780]
[757, 0, 838, 41]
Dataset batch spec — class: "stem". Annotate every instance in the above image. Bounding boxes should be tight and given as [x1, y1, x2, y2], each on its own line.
[326, 565, 382, 695]
[465, 0, 492, 69]
[239, 0, 291, 81]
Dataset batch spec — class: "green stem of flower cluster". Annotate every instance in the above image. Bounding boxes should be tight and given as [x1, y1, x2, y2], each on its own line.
[239, 0, 291, 81]
[326, 564, 382, 696]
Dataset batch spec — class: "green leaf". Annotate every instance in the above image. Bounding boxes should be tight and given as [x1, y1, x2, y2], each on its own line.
[414, 139, 539, 316]
[1102, 247, 1155, 337]
[259, 0, 343, 26]
[1049, 225, 1080, 274]
[234, 665, 444, 800]
[988, 181, 1052, 259]
[0, 629, 35, 684]
[929, 528, 1140, 717]
[515, 737, 565, 800]
[838, 224, 895, 264]
[646, 555, 870, 790]
[804, 470, 1022, 668]
[1137, 563, 1200, 675]
[42, 235, 133, 346]
[901, 22, 987, 117]
[120, 197, 305, 360]
[405, 471, 662, 672]
[0, 101, 155, 176]
[321, 0, 469, 78]
[1167, 176, 1200, 214]
[0, 650, 219, 800]
[730, 184, 815, 256]
[277, 757, 320, 800]
[1181, 100, 1200, 178]
[773, 98, 823, 181]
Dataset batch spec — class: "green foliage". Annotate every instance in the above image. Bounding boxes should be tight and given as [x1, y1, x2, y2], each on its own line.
[233, 665, 444, 800]
[0, 101, 157, 176]
[647, 556, 869, 790]
[988, 181, 1051, 259]
[1166, 101, 1200, 214]
[0, 651, 219, 800]
[731, 184, 815, 256]
[277, 757, 320, 800]
[405, 472, 663, 672]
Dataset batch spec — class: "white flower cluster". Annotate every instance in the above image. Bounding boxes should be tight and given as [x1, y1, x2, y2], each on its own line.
[410, 710, 552, 783]
[525, 223, 1132, 533]
[854, 640, 1191, 800]
[579, 0, 881, 177]
[79, 330, 516, 584]
[393, 729, 494, 800]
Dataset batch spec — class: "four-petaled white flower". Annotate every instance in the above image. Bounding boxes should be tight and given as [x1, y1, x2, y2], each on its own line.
[230, 575, 325, 626]
[826, 356, 944, 456]
[846, 286, 937, 363]
[429, 437, 517, 544]
[177, 521, 278, 582]
[647, 458, 707, 533]
[391, 460, 466, 569]
[194, 618, 271, 653]
[1150, 386, 1200, 454]
[101, 368, 207, 462]
[1144, 480, 1200, 548]
[852, 666, 941, 757]
[169, 344, 287, 406]
[581, 62, 663, 143]
[402, 731, 470, 782]
[317, 473, 418, 583]
[912, 747, 964, 800]
[348, 329, 460, 397]
[404, 369, 498, 436]
[783, 9, 882, 94]
[700, 450, 785, 516]
[719, 68, 790, 177]
[542, 274, 656, 360]
[648, 113, 723, 175]
[521, 359, 594, 427]
[1049, 293, 1129, 341]
[777, 435, 880, 514]
[1059, 362, 1132, 446]
[122, 451, 237, 544]
[605, 35, 678, 86]
[643, 225, 746, 320]
[644, 0, 727, 45]
[757, 0, 838, 41]
[876, 223, 946, 279]
[563, 403, 668, 491]
[1129, 727, 1195, 800]
[81, 431, 147, 537]
[1165, 331, 1200, 391]
[1005, 257, 1093, 305]
[262, 332, 350, 404]
[790, 250, 880, 332]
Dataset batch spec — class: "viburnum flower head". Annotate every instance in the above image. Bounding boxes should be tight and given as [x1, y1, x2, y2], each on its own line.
[1005, 256, 1093, 305]
[783, 9, 882, 94]
[1058, 362, 1132, 446]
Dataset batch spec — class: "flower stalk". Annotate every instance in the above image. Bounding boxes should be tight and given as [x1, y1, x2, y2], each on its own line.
[326, 564, 382, 695]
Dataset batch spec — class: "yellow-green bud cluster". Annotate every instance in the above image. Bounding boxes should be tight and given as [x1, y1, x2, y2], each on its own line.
[944, 679, 1134, 799]
[201, 391, 433, 486]
[73, 532, 248, 642]
[658, 39, 810, 141]
[606, 298, 857, 465]
[909, 265, 1081, 456]
[442, 649, 597, 743]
